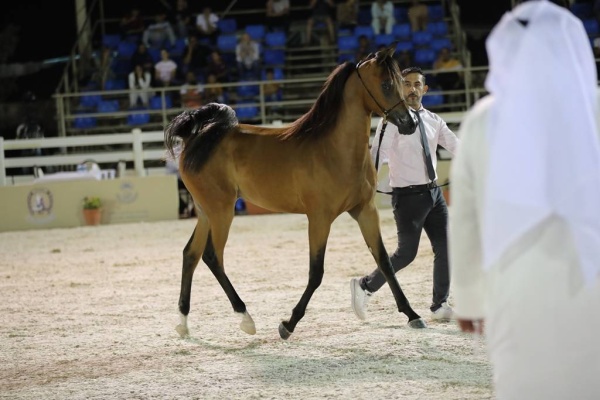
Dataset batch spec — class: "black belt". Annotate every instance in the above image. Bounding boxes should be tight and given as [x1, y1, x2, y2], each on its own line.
[393, 181, 438, 193]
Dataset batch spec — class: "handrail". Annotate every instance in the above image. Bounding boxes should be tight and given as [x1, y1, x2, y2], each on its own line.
[52, 64, 491, 136]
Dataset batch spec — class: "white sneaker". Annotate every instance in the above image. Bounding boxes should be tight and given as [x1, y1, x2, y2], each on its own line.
[431, 302, 454, 321]
[350, 278, 372, 320]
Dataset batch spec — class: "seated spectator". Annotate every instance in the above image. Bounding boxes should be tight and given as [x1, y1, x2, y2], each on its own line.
[266, 0, 291, 34]
[408, 0, 428, 32]
[432, 47, 464, 104]
[205, 50, 230, 83]
[130, 43, 155, 77]
[337, 0, 359, 31]
[236, 32, 261, 80]
[204, 73, 226, 104]
[90, 46, 116, 90]
[305, 0, 336, 45]
[119, 7, 145, 39]
[355, 34, 374, 61]
[143, 13, 176, 50]
[128, 64, 153, 108]
[180, 71, 203, 109]
[371, 0, 395, 35]
[263, 68, 282, 114]
[196, 7, 219, 45]
[154, 49, 178, 87]
[171, 0, 194, 40]
[181, 35, 211, 80]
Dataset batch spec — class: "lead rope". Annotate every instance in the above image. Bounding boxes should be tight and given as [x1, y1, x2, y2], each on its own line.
[374, 117, 392, 194]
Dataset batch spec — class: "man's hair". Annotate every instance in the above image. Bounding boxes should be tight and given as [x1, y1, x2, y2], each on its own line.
[401, 66, 426, 83]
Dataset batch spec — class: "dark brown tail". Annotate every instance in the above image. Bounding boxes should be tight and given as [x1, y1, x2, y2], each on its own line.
[164, 103, 238, 173]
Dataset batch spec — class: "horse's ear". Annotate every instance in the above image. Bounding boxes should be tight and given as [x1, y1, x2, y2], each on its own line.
[377, 42, 397, 62]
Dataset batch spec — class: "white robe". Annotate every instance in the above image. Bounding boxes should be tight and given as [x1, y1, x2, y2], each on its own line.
[450, 94, 600, 400]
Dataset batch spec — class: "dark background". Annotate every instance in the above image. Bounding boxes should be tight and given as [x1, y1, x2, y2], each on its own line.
[0, 0, 513, 102]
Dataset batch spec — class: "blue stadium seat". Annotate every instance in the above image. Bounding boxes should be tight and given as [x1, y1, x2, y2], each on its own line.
[147, 47, 161, 63]
[117, 41, 137, 59]
[235, 102, 259, 119]
[422, 91, 444, 107]
[102, 34, 121, 50]
[414, 48, 437, 66]
[412, 31, 433, 47]
[104, 79, 126, 91]
[338, 53, 356, 64]
[263, 49, 285, 66]
[149, 95, 173, 110]
[217, 34, 238, 52]
[236, 83, 260, 98]
[395, 41, 414, 53]
[127, 111, 150, 125]
[218, 18, 237, 34]
[170, 38, 187, 58]
[392, 23, 411, 40]
[73, 116, 98, 129]
[97, 100, 120, 113]
[583, 18, 599, 36]
[430, 37, 453, 53]
[428, 4, 445, 21]
[428, 21, 448, 37]
[265, 31, 287, 47]
[354, 25, 375, 40]
[245, 24, 266, 41]
[374, 34, 395, 47]
[338, 35, 359, 51]
[80, 94, 102, 108]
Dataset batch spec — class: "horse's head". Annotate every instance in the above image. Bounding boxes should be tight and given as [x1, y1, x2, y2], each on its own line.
[355, 44, 416, 135]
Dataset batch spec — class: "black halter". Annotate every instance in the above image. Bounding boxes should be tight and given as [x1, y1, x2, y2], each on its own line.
[355, 60, 404, 123]
[355, 59, 403, 194]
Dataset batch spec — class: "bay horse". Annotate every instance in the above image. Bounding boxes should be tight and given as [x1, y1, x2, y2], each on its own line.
[165, 44, 427, 340]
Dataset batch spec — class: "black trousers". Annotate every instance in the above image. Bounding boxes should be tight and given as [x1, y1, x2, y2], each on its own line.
[362, 186, 450, 311]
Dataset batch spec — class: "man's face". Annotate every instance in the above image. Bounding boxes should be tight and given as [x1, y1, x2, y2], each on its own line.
[402, 72, 428, 108]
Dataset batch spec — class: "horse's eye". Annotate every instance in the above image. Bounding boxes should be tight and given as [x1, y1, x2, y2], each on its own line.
[382, 81, 392, 91]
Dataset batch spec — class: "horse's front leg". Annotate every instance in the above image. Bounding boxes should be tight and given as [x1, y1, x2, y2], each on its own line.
[349, 202, 426, 328]
[279, 215, 331, 340]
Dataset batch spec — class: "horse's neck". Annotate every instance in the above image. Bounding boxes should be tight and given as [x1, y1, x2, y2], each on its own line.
[330, 77, 373, 148]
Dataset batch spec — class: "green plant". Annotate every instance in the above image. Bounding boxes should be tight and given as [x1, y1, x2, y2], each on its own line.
[83, 196, 102, 210]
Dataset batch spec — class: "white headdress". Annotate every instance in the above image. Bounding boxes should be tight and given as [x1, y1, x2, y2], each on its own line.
[483, 0, 600, 284]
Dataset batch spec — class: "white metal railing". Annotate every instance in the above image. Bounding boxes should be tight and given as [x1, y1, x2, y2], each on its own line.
[0, 128, 165, 186]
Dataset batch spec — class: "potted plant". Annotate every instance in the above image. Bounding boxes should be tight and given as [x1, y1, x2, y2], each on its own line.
[82, 196, 102, 225]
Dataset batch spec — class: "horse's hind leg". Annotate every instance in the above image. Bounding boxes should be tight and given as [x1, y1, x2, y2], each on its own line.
[204, 208, 256, 335]
[349, 203, 426, 329]
[279, 215, 331, 340]
[176, 213, 210, 338]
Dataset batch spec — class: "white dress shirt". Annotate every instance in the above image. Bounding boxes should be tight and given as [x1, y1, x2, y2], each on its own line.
[371, 106, 459, 189]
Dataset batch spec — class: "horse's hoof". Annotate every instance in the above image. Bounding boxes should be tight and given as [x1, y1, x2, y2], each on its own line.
[407, 318, 428, 329]
[239, 311, 256, 335]
[278, 322, 292, 340]
[175, 324, 189, 338]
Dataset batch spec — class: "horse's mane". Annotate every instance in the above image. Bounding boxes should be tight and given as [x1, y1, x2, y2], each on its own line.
[280, 51, 402, 141]
[279, 62, 356, 141]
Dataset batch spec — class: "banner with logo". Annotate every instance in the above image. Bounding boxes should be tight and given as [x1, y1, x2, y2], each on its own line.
[0, 175, 178, 232]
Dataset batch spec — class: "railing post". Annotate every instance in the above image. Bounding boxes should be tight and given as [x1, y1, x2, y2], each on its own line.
[0, 137, 6, 186]
[132, 128, 146, 177]
[259, 83, 266, 125]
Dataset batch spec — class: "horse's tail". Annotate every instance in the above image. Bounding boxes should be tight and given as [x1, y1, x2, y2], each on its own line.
[164, 103, 238, 173]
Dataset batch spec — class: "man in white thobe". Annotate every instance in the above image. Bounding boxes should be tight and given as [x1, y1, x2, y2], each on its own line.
[449, 1, 600, 399]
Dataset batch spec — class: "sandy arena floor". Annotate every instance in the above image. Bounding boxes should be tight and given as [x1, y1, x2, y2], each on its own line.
[0, 211, 493, 399]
